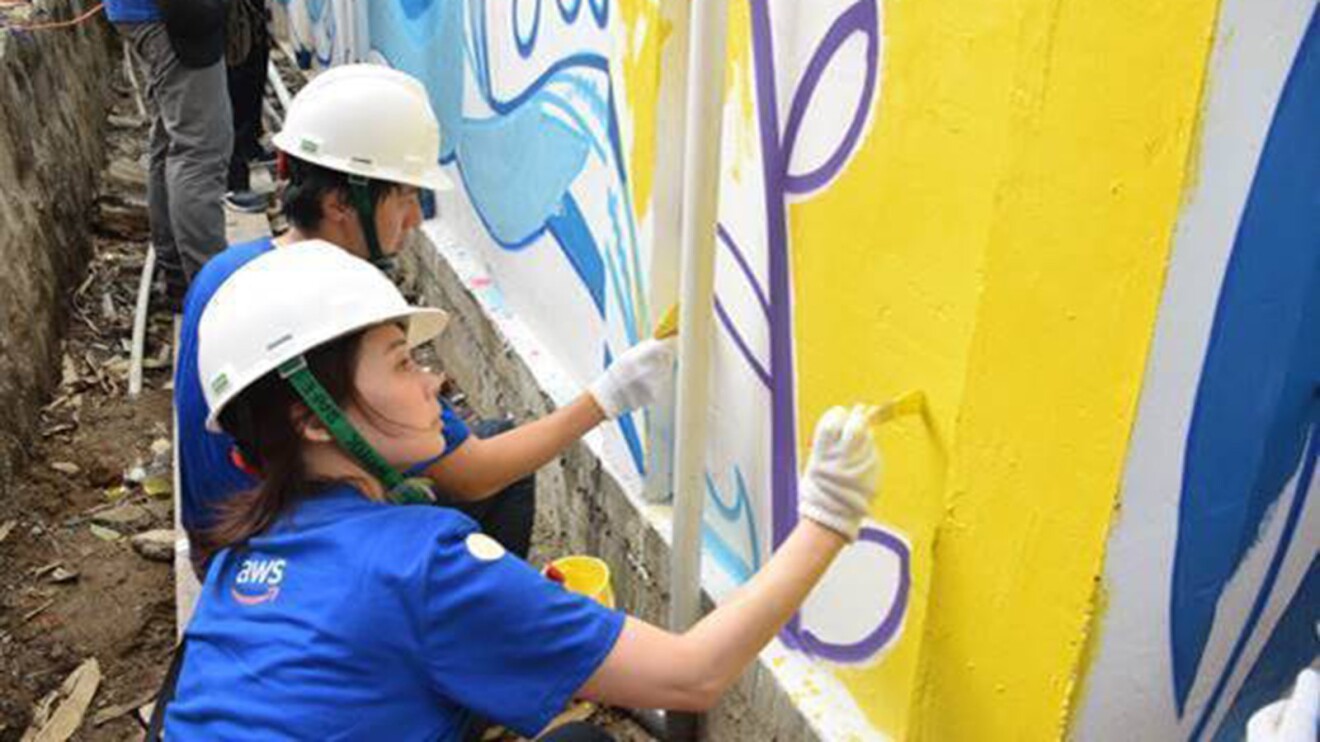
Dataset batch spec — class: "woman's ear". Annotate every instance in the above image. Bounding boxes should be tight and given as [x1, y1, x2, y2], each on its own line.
[292, 403, 334, 443]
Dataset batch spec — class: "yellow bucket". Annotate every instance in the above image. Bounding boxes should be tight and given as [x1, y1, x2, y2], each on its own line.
[545, 555, 615, 609]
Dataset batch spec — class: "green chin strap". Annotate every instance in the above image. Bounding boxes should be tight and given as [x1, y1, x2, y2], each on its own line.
[278, 356, 435, 505]
[348, 176, 395, 272]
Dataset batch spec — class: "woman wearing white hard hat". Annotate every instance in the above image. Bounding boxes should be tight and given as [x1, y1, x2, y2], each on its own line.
[175, 64, 672, 581]
[163, 242, 884, 740]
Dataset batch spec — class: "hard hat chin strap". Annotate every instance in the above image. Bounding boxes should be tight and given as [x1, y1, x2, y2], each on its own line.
[347, 176, 394, 271]
[277, 356, 435, 505]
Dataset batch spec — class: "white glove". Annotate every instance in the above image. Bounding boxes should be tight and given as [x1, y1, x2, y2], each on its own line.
[588, 338, 676, 419]
[798, 405, 881, 541]
[1247, 669, 1318, 742]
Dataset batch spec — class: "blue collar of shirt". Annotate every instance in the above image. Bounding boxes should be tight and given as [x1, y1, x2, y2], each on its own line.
[269, 483, 383, 533]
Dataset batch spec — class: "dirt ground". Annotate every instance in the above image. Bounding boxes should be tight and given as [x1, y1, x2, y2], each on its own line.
[0, 44, 654, 742]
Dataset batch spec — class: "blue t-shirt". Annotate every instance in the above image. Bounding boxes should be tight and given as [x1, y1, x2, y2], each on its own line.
[166, 485, 625, 740]
[104, 0, 161, 22]
[175, 237, 470, 538]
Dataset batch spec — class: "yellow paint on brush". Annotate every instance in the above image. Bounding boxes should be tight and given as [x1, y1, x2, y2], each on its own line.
[618, 0, 667, 220]
[653, 302, 679, 339]
[789, 0, 1219, 738]
[868, 391, 927, 425]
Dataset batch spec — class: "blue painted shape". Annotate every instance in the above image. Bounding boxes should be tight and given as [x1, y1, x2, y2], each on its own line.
[545, 195, 607, 312]
[1171, 7, 1320, 718]
[701, 470, 762, 584]
[399, 0, 432, 20]
[616, 411, 645, 475]
[1191, 428, 1316, 740]
[1211, 555, 1320, 742]
[368, 0, 647, 471]
[458, 109, 590, 244]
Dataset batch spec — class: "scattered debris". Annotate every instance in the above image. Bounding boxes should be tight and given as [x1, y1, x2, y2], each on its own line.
[142, 475, 172, 498]
[20, 658, 101, 742]
[90, 503, 152, 531]
[32, 562, 63, 580]
[0, 43, 185, 740]
[21, 599, 56, 625]
[40, 423, 77, 438]
[130, 530, 175, 563]
[87, 524, 121, 543]
[48, 567, 79, 585]
[47, 462, 79, 476]
[90, 689, 156, 728]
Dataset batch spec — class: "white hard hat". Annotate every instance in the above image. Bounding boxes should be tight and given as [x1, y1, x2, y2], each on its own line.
[272, 64, 454, 192]
[198, 240, 448, 433]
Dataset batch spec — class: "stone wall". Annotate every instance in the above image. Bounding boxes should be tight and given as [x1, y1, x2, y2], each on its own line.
[0, 6, 112, 498]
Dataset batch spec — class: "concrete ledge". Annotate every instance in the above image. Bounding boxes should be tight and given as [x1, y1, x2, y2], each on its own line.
[401, 224, 848, 741]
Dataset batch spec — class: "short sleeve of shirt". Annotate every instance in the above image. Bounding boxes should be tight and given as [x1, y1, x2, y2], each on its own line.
[439, 398, 470, 453]
[419, 524, 624, 737]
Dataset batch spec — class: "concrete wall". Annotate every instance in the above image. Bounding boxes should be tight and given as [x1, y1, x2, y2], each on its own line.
[0, 6, 111, 498]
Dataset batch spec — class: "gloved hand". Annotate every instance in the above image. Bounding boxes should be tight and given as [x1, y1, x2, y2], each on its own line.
[1247, 668, 1318, 742]
[797, 405, 881, 541]
[588, 338, 676, 419]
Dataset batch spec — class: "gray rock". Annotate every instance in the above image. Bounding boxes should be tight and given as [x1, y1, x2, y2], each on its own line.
[90, 503, 151, 530]
[130, 529, 175, 563]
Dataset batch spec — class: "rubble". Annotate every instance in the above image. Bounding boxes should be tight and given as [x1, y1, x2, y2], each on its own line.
[130, 529, 175, 563]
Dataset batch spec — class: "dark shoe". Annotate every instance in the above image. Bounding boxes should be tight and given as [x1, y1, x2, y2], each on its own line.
[224, 190, 269, 214]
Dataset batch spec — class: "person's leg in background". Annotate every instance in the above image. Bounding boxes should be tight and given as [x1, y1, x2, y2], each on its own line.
[224, 0, 272, 213]
[120, 21, 231, 287]
[159, 56, 231, 280]
[122, 24, 188, 311]
[439, 418, 538, 560]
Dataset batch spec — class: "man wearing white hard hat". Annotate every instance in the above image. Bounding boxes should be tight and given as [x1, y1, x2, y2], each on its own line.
[173, 64, 673, 576]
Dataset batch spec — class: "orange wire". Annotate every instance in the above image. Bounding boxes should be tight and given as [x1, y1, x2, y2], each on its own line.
[2, 2, 103, 32]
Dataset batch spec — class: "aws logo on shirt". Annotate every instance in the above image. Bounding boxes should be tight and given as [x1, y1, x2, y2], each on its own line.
[231, 556, 286, 606]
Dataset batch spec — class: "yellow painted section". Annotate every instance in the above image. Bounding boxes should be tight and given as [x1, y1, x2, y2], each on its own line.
[788, 0, 1219, 738]
[724, 0, 757, 182]
[617, 0, 666, 221]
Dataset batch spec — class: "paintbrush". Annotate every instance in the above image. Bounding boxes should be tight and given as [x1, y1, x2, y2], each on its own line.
[867, 390, 926, 425]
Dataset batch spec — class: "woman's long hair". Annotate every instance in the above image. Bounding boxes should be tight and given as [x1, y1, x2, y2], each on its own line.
[194, 331, 366, 566]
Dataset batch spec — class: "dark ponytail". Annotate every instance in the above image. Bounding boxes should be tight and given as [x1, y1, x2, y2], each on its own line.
[194, 331, 367, 566]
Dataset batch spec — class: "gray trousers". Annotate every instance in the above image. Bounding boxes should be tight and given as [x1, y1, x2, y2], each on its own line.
[118, 22, 232, 282]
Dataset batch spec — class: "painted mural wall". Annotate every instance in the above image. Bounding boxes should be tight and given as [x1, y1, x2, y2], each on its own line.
[271, 1, 1318, 739]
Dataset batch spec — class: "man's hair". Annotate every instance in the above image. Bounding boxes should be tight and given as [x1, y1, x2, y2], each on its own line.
[281, 156, 402, 231]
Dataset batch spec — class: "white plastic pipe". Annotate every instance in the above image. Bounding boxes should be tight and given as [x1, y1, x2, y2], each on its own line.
[668, 0, 731, 709]
[267, 59, 294, 115]
[121, 40, 148, 120]
[642, 0, 692, 504]
[127, 245, 156, 398]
